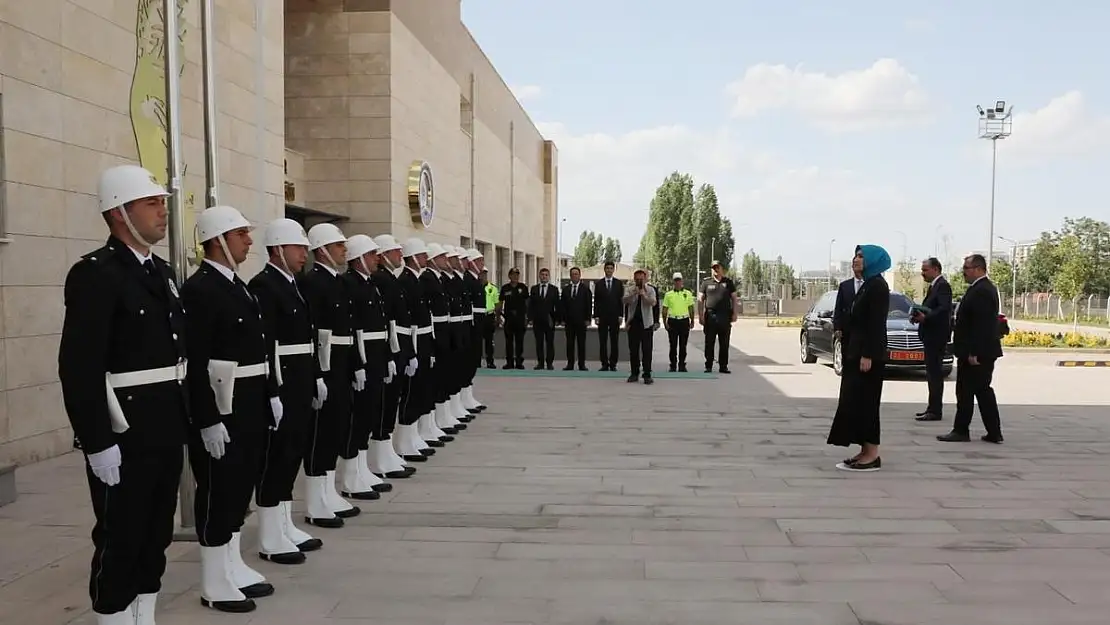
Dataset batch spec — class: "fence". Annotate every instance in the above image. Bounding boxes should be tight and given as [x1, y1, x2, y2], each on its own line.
[1001, 293, 1110, 325]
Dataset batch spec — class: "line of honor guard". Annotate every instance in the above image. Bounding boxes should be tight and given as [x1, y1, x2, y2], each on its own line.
[58, 165, 490, 625]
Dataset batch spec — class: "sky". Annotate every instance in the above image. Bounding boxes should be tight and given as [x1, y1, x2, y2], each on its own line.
[460, 0, 1110, 272]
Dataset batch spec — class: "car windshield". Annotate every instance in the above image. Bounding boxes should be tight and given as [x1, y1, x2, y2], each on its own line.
[888, 293, 914, 318]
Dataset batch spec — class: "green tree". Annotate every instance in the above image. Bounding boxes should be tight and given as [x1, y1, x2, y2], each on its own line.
[716, 216, 735, 275]
[645, 172, 694, 280]
[990, 259, 1018, 300]
[572, 230, 601, 267]
[1022, 234, 1058, 293]
[948, 271, 968, 298]
[740, 249, 762, 296]
[894, 258, 919, 300]
[1053, 234, 1093, 331]
[633, 232, 651, 269]
[600, 237, 622, 264]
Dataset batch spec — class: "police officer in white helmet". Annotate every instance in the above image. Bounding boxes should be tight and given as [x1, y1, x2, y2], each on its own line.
[58, 165, 188, 625]
[181, 204, 276, 613]
[462, 248, 490, 412]
[393, 238, 437, 462]
[245, 218, 322, 564]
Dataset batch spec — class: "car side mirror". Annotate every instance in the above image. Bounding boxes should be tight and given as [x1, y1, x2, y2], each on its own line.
[816, 310, 833, 319]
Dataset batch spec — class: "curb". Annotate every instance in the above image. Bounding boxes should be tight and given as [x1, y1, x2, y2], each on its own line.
[1005, 347, 1110, 354]
[1056, 360, 1110, 367]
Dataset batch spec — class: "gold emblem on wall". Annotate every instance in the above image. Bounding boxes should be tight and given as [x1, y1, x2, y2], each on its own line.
[407, 160, 435, 229]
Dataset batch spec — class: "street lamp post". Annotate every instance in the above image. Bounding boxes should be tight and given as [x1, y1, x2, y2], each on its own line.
[997, 235, 1018, 318]
[558, 217, 566, 282]
[977, 100, 1013, 273]
[827, 238, 836, 290]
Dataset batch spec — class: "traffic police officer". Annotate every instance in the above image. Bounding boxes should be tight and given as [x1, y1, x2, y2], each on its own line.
[182, 205, 273, 613]
[59, 165, 188, 625]
[423, 244, 462, 441]
[340, 235, 396, 497]
[301, 223, 359, 526]
[461, 248, 489, 412]
[247, 218, 319, 564]
[394, 238, 435, 462]
[662, 272, 696, 372]
[369, 234, 418, 479]
[500, 267, 529, 369]
[481, 269, 499, 368]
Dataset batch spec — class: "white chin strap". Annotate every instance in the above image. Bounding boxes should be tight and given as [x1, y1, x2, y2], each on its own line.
[117, 207, 156, 250]
[279, 248, 292, 275]
[359, 258, 371, 276]
[217, 235, 238, 273]
[321, 248, 339, 269]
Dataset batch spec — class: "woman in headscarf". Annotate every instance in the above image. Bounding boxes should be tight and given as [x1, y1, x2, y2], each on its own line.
[827, 244, 891, 472]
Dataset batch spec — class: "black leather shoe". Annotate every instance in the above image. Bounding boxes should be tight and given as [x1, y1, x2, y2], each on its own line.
[937, 431, 971, 442]
[305, 515, 344, 528]
[202, 597, 257, 613]
[627, 374, 638, 383]
[981, 434, 1004, 444]
[340, 489, 380, 501]
[643, 374, 654, 385]
[915, 413, 942, 422]
[259, 550, 306, 565]
[296, 537, 323, 552]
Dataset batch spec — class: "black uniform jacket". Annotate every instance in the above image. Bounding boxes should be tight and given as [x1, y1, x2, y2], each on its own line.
[248, 263, 316, 413]
[181, 261, 274, 432]
[463, 270, 485, 321]
[372, 265, 414, 366]
[843, 275, 890, 362]
[298, 263, 353, 381]
[953, 276, 1004, 361]
[421, 267, 451, 356]
[59, 237, 189, 454]
[442, 269, 468, 349]
[397, 266, 432, 358]
[343, 269, 390, 379]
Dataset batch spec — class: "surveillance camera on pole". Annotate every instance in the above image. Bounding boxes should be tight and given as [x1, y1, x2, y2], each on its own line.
[977, 99, 1013, 272]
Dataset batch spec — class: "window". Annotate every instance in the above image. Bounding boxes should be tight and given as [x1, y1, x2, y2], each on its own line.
[812, 291, 836, 314]
[887, 292, 914, 318]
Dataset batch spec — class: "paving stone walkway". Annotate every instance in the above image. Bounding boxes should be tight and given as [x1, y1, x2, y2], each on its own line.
[2, 334, 1110, 624]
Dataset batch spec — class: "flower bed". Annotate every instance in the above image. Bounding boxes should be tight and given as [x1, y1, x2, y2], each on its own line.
[766, 317, 804, 327]
[1002, 329, 1109, 349]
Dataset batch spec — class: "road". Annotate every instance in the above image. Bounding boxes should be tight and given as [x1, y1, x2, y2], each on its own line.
[1, 321, 1108, 625]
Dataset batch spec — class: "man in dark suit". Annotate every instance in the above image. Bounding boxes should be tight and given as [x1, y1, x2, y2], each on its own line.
[592, 261, 624, 371]
[912, 257, 953, 422]
[561, 266, 592, 370]
[937, 254, 1004, 444]
[832, 271, 862, 339]
[528, 267, 560, 369]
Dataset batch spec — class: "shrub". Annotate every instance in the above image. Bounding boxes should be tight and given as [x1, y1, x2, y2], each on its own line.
[1002, 329, 1109, 348]
[767, 317, 803, 327]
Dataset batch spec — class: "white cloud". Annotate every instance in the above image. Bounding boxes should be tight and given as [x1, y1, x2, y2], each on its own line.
[724, 58, 931, 132]
[991, 91, 1110, 164]
[511, 85, 542, 102]
[538, 121, 913, 265]
[903, 18, 935, 33]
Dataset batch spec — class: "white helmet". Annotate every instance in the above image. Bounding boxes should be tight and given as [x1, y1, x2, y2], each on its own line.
[449, 246, 466, 259]
[196, 205, 252, 243]
[373, 234, 401, 253]
[426, 242, 446, 258]
[466, 248, 483, 261]
[402, 237, 427, 258]
[263, 218, 310, 248]
[345, 234, 379, 262]
[97, 165, 169, 213]
[307, 223, 346, 250]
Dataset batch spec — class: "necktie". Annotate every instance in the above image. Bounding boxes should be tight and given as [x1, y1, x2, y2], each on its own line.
[142, 259, 156, 276]
[572, 284, 577, 298]
[542, 284, 547, 298]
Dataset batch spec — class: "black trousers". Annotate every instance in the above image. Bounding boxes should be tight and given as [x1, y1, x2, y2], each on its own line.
[565, 322, 587, 367]
[256, 396, 312, 507]
[376, 372, 402, 440]
[627, 322, 654, 375]
[87, 442, 183, 614]
[482, 315, 496, 364]
[471, 318, 485, 369]
[504, 322, 525, 365]
[667, 318, 691, 367]
[304, 352, 351, 475]
[923, 339, 946, 416]
[703, 315, 731, 369]
[401, 349, 433, 425]
[598, 319, 620, 367]
[953, 357, 1002, 437]
[348, 379, 382, 456]
[533, 324, 555, 366]
[190, 384, 266, 547]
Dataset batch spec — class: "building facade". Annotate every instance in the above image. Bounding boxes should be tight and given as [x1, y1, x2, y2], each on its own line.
[0, 0, 556, 465]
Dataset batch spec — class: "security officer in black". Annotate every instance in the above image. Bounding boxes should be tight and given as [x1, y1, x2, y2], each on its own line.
[369, 234, 417, 479]
[59, 165, 188, 625]
[183, 205, 274, 614]
[500, 267, 529, 369]
[443, 246, 473, 419]
[698, 260, 738, 374]
[247, 218, 318, 565]
[341, 234, 396, 495]
[395, 238, 436, 461]
[422, 244, 454, 444]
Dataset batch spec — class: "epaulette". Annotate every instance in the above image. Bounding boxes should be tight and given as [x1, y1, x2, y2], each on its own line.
[79, 245, 113, 265]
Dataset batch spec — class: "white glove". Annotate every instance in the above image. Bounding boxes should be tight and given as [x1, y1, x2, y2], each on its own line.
[404, 357, 418, 377]
[353, 368, 367, 391]
[431, 355, 436, 367]
[269, 396, 284, 430]
[200, 423, 230, 460]
[312, 377, 328, 410]
[87, 445, 122, 486]
[384, 360, 396, 384]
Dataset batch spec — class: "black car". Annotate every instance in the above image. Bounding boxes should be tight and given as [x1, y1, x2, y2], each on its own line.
[799, 290, 953, 377]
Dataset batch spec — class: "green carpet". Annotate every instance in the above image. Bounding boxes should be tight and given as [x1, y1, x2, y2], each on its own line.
[475, 367, 717, 379]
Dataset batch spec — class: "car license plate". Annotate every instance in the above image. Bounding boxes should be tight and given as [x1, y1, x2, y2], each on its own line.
[890, 350, 924, 361]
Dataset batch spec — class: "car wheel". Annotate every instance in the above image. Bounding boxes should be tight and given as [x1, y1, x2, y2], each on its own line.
[832, 337, 844, 376]
[800, 332, 817, 364]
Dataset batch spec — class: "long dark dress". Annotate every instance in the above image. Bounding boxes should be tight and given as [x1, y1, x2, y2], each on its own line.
[827, 275, 890, 447]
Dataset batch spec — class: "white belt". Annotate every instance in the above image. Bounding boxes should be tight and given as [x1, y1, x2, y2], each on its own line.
[431, 315, 451, 324]
[275, 342, 313, 356]
[107, 360, 188, 388]
[472, 307, 488, 313]
[362, 331, 387, 341]
[234, 362, 269, 378]
[449, 314, 472, 322]
[394, 326, 412, 335]
[414, 326, 433, 335]
[331, 335, 353, 346]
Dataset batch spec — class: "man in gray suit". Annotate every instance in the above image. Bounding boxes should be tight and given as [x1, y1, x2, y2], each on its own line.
[623, 269, 660, 384]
